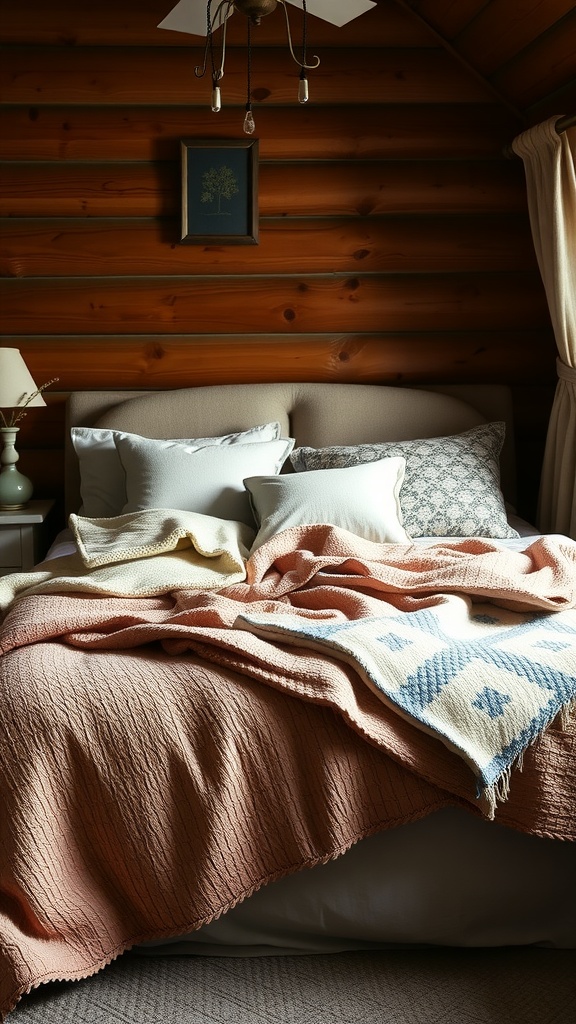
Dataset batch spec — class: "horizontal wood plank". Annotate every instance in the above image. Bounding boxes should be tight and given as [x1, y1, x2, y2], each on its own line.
[491, 11, 576, 109]
[0, 215, 537, 277]
[454, 0, 576, 76]
[0, 273, 550, 334]
[0, 46, 492, 106]
[401, 1, 487, 40]
[9, 332, 558, 396]
[0, 104, 519, 160]
[0, 1, 436, 48]
[0, 161, 528, 218]
[0, 0, 563, 529]
[527, 77, 576, 125]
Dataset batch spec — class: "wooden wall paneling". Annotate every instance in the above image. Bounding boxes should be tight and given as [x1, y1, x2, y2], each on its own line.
[0, 0, 437, 48]
[396, 0, 576, 129]
[453, 0, 576, 76]
[0, 214, 538, 277]
[0, 0, 559, 522]
[0, 160, 529, 218]
[5, 333, 557, 390]
[490, 10, 576, 111]
[527, 77, 576, 126]
[0, 104, 522, 160]
[0, 273, 551, 335]
[260, 161, 529, 216]
[0, 45, 495, 106]
[15, 398, 64, 450]
[400, 1, 488, 40]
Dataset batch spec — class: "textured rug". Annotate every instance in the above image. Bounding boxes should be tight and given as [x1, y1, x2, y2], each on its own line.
[9, 948, 576, 1024]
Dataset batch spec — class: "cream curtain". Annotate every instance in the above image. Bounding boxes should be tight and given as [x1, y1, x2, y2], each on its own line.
[512, 117, 576, 539]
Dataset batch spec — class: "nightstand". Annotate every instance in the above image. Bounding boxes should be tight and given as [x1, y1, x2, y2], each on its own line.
[0, 499, 55, 576]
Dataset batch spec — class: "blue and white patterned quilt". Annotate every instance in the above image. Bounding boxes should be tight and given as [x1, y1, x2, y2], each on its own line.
[236, 594, 576, 815]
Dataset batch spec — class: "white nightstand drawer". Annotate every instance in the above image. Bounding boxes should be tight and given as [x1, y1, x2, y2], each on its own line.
[0, 527, 22, 569]
[0, 500, 55, 575]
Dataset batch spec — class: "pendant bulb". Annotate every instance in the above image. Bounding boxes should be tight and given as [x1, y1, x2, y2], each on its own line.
[243, 19, 255, 134]
[243, 106, 256, 134]
[211, 85, 221, 112]
[298, 74, 309, 104]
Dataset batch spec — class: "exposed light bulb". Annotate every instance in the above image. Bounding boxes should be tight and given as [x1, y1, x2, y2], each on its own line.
[298, 76, 309, 103]
[211, 86, 221, 112]
[243, 109, 256, 134]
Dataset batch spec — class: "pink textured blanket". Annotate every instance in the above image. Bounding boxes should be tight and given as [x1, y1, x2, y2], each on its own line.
[1, 526, 575, 1018]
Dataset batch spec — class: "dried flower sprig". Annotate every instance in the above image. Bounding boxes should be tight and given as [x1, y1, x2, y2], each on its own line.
[0, 378, 59, 428]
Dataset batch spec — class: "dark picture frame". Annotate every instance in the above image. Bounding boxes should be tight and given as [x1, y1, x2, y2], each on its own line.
[180, 138, 259, 245]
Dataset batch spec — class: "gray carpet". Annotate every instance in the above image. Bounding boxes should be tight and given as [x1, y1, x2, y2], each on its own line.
[9, 948, 576, 1024]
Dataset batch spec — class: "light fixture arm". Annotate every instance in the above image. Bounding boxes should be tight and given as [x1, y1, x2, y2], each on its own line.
[192, 0, 320, 125]
[278, 1, 320, 71]
[194, 0, 232, 81]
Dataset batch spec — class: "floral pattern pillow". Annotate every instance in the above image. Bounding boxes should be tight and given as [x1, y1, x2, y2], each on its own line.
[290, 422, 518, 539]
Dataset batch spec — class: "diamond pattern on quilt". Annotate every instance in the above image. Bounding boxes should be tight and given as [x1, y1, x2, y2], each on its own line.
[237, 602, 576, 803]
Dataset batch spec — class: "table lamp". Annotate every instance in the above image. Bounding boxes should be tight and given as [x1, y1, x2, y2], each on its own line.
[0, 348, 57, 510]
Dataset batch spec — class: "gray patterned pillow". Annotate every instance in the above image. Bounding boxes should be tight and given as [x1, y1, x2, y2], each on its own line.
[290, 422, 518, 539]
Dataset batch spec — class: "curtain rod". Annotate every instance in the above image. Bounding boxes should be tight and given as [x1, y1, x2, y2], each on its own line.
[555, 113, 576, 133]
[503, 113, 575, 158]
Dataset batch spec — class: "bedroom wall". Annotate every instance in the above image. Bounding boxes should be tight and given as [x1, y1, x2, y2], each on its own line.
[0, 0, 558, 527]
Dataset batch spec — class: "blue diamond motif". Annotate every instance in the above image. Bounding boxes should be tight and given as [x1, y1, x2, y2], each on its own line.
[472, 686, 511, 719]
[533, 639, 570, 652]
[378, 633, 412, 652]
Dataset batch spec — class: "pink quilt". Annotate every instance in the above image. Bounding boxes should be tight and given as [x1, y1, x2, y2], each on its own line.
[1, 525, 575, 1018]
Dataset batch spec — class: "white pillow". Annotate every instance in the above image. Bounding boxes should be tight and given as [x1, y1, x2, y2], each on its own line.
[71, 422, 282, 518]
[116, 436, 295, 526]
[244, 457, 410, 550]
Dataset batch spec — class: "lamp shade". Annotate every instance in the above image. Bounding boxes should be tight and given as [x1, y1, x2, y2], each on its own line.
[0, 348, 45, 410]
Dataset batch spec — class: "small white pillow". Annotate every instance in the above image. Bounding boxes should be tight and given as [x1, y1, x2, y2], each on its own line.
[116, 436, 295, 526]
[71, 422, 282, 518]
[245, 457, 409, 550]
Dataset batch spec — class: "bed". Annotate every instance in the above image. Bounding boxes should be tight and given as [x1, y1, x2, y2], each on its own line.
[0, 381, 575, 1019]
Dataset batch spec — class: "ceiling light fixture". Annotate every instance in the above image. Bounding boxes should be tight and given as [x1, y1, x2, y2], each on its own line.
[205, 0, 319, 135]
[158, 0, 377, 134]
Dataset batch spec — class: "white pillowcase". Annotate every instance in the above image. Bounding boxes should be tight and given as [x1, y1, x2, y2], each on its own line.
[116, 435, 295, 526]
[71, 422, 282, 518]
[244, 457, 409, 550]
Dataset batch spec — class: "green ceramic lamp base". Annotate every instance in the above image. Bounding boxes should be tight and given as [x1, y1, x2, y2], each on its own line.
[0, 427, 34, 510]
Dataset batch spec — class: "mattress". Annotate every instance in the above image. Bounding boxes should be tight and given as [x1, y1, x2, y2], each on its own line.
[137, 807, 576, 955]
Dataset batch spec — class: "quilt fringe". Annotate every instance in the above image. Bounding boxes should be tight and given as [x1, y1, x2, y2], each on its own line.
[483, 697, 576, 818]
[558, 697, 576, 731]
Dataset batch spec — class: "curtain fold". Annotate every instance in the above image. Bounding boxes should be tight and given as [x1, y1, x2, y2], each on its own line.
[512, 117, 576, 539]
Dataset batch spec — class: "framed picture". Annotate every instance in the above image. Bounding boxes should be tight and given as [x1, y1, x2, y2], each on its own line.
[180, 138, 259, 245]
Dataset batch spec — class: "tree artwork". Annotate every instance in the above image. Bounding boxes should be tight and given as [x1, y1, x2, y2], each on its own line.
[200, 164, 240, 215]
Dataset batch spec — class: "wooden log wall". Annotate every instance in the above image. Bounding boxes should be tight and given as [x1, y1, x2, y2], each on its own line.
[0, 0, 558, 528]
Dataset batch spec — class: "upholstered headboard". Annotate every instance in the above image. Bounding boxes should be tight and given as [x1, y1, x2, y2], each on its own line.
[65, 382, 516, 517]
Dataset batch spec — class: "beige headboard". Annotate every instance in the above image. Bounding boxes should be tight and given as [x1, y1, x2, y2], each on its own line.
[65, 382, 516, 516]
